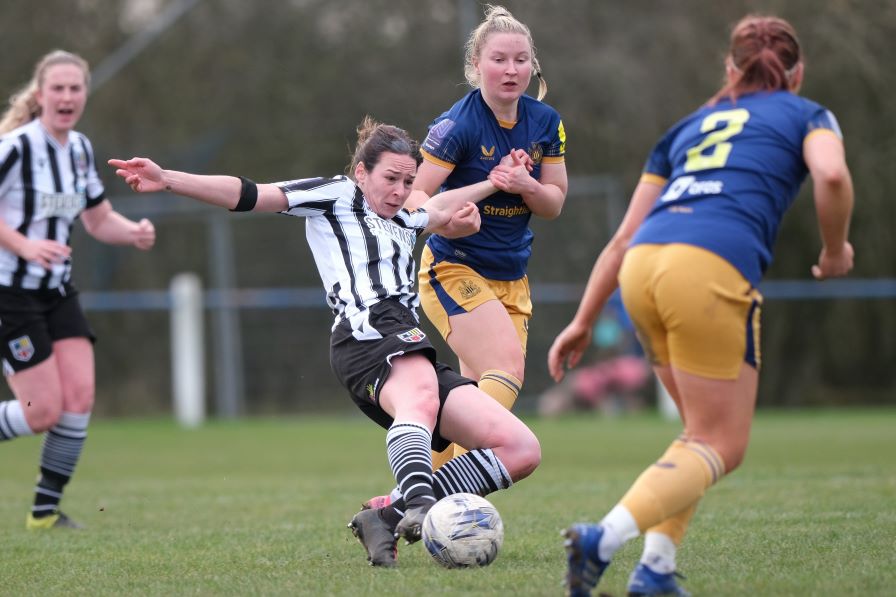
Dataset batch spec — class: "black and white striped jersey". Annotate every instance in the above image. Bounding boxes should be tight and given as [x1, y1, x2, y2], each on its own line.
[0, 119, 105, 289]
[275, 175, 430, 339]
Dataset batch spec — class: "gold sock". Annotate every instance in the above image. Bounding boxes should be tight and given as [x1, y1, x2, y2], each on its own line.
[452, 369, 522, 458]
[431, 444, 454, 471]
[647, 501, 698, 545]
[478, 369, 522, 410]
[620, 439, 725, 532]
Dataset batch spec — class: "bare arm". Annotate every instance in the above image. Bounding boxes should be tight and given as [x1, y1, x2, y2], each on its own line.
[410, 160, 482, 238]
[803, 131, 854, 279]
[421, 180, 497, 232]
[80, 199, 155, 250]
[108, 157, 288, 212]
[547, 179, 662, 381]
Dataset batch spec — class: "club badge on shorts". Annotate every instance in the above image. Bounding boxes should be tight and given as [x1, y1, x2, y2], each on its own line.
[9, 335, 35, 362]
[397, 327, 426, 343]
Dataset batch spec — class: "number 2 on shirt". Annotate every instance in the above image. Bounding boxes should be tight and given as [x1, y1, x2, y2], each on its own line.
[684, 108, 750, 172]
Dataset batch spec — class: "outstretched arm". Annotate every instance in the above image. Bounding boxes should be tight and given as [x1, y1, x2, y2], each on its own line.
[421, 180, 497, 232]
[108, 157, 288, 212]
[804, 132, 854, 280]
[410, 161, 482, 238]
[547, 179, 661, 382]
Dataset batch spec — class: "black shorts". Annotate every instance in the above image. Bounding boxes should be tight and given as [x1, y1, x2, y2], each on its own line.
[0, 284, 95, 374]
[330, 299, 474, 452]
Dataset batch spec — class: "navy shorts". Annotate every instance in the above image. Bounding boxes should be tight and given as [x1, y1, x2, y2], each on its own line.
[0, 284, 95, 375]
[330, 299, 474, 451]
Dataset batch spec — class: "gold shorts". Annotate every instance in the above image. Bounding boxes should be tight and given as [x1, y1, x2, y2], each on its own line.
[418, 245, 532, 352]
[618, 243, 762, 379]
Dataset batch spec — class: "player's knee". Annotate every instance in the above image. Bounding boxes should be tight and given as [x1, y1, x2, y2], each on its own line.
[719, 446, 745, 473]
[418, 392, 441, 422]
[63, 379, 95, 413]
[502, 426, 541, 482]
[400, 391, 441, 426]
[502, 349, 526, 383]
[22, 398, 63, 432]
[483, 351, 525, 384]
[700, 439, 744, 475]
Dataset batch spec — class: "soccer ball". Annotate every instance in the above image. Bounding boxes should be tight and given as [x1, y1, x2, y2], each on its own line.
[422, 493, 504, 568]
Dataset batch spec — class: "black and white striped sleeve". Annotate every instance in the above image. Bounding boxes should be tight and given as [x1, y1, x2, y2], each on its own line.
[275, 175, 354, 217]
[0, 136, 22, 198]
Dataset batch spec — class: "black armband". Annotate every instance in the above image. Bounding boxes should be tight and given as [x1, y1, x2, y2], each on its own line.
[231, 176, 258, 212]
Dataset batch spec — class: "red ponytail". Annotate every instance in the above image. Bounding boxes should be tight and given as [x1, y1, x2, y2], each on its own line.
[709, 15, 801, 105]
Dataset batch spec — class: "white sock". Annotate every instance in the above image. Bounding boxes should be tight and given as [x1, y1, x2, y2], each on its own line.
[0, 400, 35, 439]
[599, 504, 640, 561]
[641, 531, 677, 574]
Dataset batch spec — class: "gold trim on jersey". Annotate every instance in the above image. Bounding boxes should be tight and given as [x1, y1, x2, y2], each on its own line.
[421, 149, 456, 171]
[640, 173, 668, 186]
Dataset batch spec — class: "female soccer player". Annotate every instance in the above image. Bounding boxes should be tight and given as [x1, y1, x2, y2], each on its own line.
[548, 15, 854, 596]
[110, 116, 541, 567]
[0, 50, 156, 529]
[405, 4, 567, 465]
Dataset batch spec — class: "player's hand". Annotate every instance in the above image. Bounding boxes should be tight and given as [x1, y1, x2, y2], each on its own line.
[811, 241, 854, 280]
[132, 218, 156, 251]
[499, 148, 533, 172]
[547, 321, 593, 382]
[489, 150, 535, 195]
[438, 202, 481, 239]
[108, 157, 166, 193]
[18, 239, 72, 269]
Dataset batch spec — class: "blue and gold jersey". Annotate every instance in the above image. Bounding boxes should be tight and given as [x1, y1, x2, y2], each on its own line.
[631, 91, 842, 286]
[421, 89, 566, 280]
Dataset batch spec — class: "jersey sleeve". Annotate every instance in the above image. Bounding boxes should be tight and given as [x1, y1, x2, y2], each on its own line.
[275, 176, 352, 217]
[640, 126, 676, 185]
[0, 136, 22, 199]
[420, 116, 467, 170]
[79, 135, 106, 209]
[542, 116, 566, 164]
[394, 208, 430, 237]
[805, 106, 843, 140]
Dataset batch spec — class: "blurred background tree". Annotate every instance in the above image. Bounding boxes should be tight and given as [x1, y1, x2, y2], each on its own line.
[1, 0, 892, 415]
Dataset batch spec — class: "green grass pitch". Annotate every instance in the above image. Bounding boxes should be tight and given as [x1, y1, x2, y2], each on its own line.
[2, 409, 893, 595]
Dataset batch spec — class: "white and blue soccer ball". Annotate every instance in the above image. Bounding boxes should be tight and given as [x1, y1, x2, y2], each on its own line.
[422, 493, 504, 568]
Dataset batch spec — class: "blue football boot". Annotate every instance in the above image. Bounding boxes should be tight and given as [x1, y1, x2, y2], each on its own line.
[626, 563, 691, 596]
[563, 523, 610, 597]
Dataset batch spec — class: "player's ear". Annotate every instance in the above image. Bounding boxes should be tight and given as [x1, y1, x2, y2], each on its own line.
[355, 161, 367, 184]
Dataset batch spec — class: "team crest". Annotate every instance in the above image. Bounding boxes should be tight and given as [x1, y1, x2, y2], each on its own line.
[459, 279, 481, 300]
[366, 383, 375, 401]
[397, 328, 426, 343]
[528, 142, 544, 165]
[9, 335, 35, 362]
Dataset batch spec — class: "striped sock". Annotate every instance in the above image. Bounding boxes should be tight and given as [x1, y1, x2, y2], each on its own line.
[32, 411, 90, 518]
[386, 422, 435, 510]
[433, 448, 512, 497]
[391, 448, 512, 515]
[0, 400, 34, 440]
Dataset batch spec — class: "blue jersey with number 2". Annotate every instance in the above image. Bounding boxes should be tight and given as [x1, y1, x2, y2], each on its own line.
[631, 91, 842, 285]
